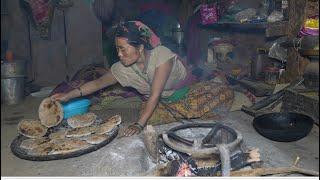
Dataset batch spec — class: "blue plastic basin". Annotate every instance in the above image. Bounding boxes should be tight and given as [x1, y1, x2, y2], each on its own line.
[62, 98, 91, 119]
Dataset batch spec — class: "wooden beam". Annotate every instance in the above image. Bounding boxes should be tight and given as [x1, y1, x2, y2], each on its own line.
[287, 1, 308, 38]
[282, 0, 308, 82]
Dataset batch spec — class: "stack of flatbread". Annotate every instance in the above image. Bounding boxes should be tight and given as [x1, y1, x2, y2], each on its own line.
[18, 113, 122, 156]
[49, 129, 68, 140]
[83, 115, 121, 144]
[48, 138, 91, 155]
[95, 115, 121, 134]
[67, 112, 97, 128]
[66, 126, 97, 138]
[38, 97, 64, 128]
[20, 136, 91, 156]
[84, 134, 109, 144]
[27, 141, 56, 156]
[20, 137, 50, 150]
[18, 119, 48, 138]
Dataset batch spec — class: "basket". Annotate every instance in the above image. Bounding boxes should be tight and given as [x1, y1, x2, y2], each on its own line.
[281, 88, 319, 124]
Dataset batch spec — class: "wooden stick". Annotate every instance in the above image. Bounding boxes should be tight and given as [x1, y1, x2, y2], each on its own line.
[293, 156, 300, 167]
[231, 167, 319, 176]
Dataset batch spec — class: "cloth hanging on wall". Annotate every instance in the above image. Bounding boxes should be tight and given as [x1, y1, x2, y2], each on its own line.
[20, 0, 73, 40]
[20, 0, 55, 39]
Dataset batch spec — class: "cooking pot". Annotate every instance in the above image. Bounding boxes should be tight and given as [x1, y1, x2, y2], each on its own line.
[253, 112, 314, 142]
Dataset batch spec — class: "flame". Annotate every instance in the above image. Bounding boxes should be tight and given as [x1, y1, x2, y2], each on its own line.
[176, 163, 193, 177]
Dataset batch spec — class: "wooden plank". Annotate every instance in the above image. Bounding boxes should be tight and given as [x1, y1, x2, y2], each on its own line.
[265, 21, 289, 37]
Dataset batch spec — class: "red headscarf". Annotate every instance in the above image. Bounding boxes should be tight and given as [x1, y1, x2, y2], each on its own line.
[115, 21, 161, 50]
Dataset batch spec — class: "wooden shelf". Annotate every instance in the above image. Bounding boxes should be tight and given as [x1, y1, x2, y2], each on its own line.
[199, 21, 289, 37]
[199, 21, 269, 30]
[299, 49, 319, 57]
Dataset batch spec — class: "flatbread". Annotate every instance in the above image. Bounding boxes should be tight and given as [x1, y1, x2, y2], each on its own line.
[95, 115, 121, 135]
[28, 141, 55, 156]
[84, 134, 108, 144]
[20, 137, 50, 150]
[17, 119, 48, 138]
[39, 97, 64, 128]
[67, 112, 97, 128]
[48, 138, 90, 155]
[49, 129, 68, 140]
[66, 126, 96, 138]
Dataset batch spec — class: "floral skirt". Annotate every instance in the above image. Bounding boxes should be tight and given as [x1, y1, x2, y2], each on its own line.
[141, 80, 234, 125]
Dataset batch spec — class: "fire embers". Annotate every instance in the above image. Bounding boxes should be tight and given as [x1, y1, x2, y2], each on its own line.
[157, 136, 261, 176]
[166, 159, 198, 177]
[176, 162, 195, 177]
[157, 138, 198, 176]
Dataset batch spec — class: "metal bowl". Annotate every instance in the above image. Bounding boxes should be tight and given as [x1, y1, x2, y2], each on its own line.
[253, 112, 314, 142]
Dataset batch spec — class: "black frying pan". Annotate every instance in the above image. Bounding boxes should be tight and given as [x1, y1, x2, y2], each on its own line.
[253, 112, 314, 142]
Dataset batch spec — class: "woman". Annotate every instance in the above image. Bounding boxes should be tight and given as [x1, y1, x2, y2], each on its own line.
[51, 21, 233, 137]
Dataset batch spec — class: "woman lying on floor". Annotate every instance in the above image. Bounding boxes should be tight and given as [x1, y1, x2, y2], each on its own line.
[51, 21, 234, 137]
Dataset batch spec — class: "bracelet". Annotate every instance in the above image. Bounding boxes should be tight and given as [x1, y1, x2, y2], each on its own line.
[134, 122, 145, 130]
[77, 87, 83, 97]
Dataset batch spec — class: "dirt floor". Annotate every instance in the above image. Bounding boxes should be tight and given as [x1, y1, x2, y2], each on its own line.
[1, 95, 319, 176]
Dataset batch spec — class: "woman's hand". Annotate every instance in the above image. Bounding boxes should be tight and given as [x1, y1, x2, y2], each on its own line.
[50, 93, 70, 102]
[123, 122, 145, 137]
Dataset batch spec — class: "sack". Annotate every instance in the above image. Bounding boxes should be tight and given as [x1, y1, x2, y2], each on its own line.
[200, 4, 219, 25]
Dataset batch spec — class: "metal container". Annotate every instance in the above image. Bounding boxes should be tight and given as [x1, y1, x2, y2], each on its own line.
[1, 60, 26, 105]
[1, 77, 25, 105]
[303, 59, 319, 88]
[300, 35, 319, 50]
[213, 43, 234, 65]
[1, 60, 26, 78]
[253, 112, 314, 142]
[251, 54, 264, 80]
[172, 27, 184, 46]
[251, 50, 273, 80]
[264, 67, 280, 85]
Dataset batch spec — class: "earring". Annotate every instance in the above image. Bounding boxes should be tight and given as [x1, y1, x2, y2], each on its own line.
[139, 46, 145, 59]
[140, 50, 145, 61]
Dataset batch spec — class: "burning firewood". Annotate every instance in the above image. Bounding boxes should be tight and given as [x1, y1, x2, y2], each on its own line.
[230, 167, 319, 176]
[176, 162, 194, 177]
[230, 155, 318, 176]
[247, 148, 261, 163]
